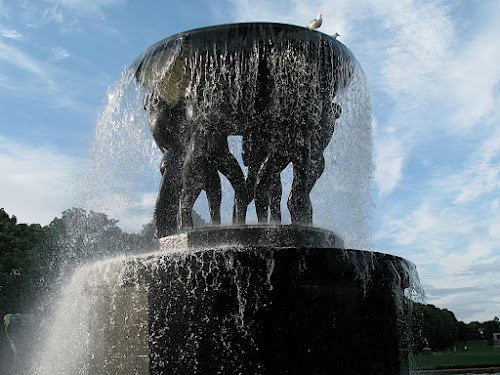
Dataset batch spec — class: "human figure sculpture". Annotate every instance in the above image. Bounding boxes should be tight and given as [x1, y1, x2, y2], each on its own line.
[251, 100, 342, 224]
[178, 112, 248, 229]
[146, 92, 223, 237]
[145, 91, 247, 237]
[135, 26, 351, 237]
[145, 83, 342, 236]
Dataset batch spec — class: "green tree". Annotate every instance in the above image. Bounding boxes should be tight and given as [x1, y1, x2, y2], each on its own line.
[457, 320, 483, 341]
[413, 303, 459, 351]
[46, 208, 140, 270]
[0, 208, 46, 318]
[482, 317, 500, 346]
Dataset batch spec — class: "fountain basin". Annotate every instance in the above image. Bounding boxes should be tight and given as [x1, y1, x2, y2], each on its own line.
[82, 227, 414, 375]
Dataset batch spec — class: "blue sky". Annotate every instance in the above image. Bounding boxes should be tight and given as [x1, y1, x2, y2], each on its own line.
[1, 0, 499, 323]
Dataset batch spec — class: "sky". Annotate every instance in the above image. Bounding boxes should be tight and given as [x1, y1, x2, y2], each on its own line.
[0, 0, 499, 323]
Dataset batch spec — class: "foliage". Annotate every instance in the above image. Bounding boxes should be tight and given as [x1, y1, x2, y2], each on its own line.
[0, 207, 159, 317]
[0, 208, 46, 318]
[456, 317, 500, 345]
[412, 303, 459, 351]
[47, 208, 143, 268]
[1, 206, 207, 318]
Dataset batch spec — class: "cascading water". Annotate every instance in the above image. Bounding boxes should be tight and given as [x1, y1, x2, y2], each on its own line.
[32, 245, 420, 375]
[30, 23, 420, 375]
[80, 23, 373, 248]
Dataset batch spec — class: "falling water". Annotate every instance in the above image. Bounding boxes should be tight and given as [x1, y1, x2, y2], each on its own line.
[80, 23, 373, 248]
[31, 244, 419, 375]
[31, 247, 278, 374]
[77, 70, 160, 233]
[27, 24, 419, 375]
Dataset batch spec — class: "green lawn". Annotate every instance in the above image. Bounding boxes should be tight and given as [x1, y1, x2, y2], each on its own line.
[410, 341, 500, 371]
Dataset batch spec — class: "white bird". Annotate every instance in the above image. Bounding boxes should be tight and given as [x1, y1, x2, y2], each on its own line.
[307, 13, 322, 30]
[331, 32, 340, 39]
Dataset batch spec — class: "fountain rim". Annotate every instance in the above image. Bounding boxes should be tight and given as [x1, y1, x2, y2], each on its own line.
[130, 21, 354, 75]
[142, 21, 342, 48]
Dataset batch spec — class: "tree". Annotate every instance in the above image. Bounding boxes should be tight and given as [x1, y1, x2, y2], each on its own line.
[482, 317, 500, 346]
[0, 208, 46, 318]
[457, 320, 483, 341]
[45, 208, 142, 271]
[413, 303, 459, 351]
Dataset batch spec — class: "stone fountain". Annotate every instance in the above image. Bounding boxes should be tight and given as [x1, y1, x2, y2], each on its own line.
[34, 23, 418, 375]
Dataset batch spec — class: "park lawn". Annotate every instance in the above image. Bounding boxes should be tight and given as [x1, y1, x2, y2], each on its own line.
[410, 341, 500, 371]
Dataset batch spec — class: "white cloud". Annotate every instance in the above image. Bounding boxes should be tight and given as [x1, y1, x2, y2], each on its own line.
[0, 1, 9, 19]
[43, 0, 124, 19]
[491, 199, 500, 212]
[0, 39, 84, 109]
[444, 127, 500, 205]
[368, 0, 454, 98]
[453, 165, 499, 204]
[50, 46, 70, 61]
[0, 136, 78, 225]
[489, 223, 500, 240]
[442, 16, 500, 131]
[42, 5, 64, 25]
[0, 40, 49, 79]
[374, 136, 403, 194]
[0, 27, 22, 39]
[384, 202, 446, 249]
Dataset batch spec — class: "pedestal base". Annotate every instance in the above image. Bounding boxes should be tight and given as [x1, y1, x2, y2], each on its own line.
[88, 227, 415, 375]
[153, 224, 344, 250]
[145, 227, 413, 375]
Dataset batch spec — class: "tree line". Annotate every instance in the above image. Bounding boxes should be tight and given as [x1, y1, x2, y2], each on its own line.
[412, 303, 500, 352]
[0, 207, 498, 356]
[0, 207, 207, 318]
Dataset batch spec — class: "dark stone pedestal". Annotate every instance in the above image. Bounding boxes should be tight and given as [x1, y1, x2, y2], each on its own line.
[140, 226, 413, 375]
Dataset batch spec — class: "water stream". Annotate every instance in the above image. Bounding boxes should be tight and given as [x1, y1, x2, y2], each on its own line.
[28, 24, 412, 375]
[81, 24, 374, 249]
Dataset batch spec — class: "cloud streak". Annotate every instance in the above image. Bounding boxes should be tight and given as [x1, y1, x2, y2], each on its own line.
[44, 0, 125, 19]
[0, 136, 78, 225]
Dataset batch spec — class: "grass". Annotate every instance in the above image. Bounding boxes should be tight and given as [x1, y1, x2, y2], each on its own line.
[410, 341, 500, 371]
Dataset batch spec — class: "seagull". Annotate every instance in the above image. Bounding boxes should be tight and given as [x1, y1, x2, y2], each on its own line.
[331, 32, 340, 39]
[307, 13, 322, 30]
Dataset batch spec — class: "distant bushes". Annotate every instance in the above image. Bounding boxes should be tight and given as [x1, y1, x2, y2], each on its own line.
[412, 302, 500, 352]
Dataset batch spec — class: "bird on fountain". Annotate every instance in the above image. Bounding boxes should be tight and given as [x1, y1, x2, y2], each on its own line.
[331, 32, 340, 39]
[307, 13, 322, 30]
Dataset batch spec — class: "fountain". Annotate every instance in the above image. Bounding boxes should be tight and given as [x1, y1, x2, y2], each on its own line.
[33, 23, 419, 375]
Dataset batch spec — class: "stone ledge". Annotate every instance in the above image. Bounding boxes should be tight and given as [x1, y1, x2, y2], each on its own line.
[154, 224, 344, 250]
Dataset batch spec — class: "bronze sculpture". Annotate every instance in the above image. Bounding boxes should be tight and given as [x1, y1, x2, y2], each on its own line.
[134, 23, 353, 238]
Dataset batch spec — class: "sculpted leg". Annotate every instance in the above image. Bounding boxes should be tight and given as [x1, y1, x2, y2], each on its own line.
[179, 129, 224, 229]
[206, 132, 247, 225]
[306, 153, 325, 195]
[255, 153, 288, 223]
[204, 163, 222, 225]
[288, 142, 313, 224]
[155, 152, 182, 238]
[179, 155, 205, 230]
[247, 161, 282, 223]
[243, 128, 283, 223]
